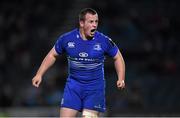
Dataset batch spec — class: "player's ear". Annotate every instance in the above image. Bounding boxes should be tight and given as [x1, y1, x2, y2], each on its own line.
[79, 20, 84, 27]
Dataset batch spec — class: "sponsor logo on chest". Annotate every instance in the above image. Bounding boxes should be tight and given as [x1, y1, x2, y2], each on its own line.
[79, 52, 88, 57]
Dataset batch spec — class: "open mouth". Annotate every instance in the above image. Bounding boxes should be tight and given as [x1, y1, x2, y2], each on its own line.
[91, 29, 96, 33]
[90, 29, 96, 36]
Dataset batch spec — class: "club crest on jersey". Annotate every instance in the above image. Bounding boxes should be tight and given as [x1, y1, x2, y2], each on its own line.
[94, 44, 101, 51]
[68, 42, 75, 48]
[79, 52, 88, 57]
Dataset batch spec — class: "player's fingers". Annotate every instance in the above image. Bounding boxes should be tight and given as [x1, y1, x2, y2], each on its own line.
[36, 79, 41, 87]
[117, 81, 122, 86]
[117, 82, 121, 88]
[117, 81, 120, 86]
[118, 86, 124, 90]
[32, 80, 37, 87]
[117, 82, 125, 89]
[32, 79, 40, 88]
[32, 78, 35, 85]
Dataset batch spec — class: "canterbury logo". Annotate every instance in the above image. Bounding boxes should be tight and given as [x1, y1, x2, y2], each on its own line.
[68, 42, 75, 48]
[79, 52, 88, 57]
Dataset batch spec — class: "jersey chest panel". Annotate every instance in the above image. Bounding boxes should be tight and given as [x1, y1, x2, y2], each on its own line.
[65, 41, 104, 62]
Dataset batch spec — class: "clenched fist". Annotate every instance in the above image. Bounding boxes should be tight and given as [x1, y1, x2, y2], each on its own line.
[32, 75, 42, 88]
[117, 79, 125, 89]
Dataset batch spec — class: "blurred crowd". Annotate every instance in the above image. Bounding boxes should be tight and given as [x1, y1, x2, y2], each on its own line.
[0, 0, 180, 116]
[0, 0, 70, 107]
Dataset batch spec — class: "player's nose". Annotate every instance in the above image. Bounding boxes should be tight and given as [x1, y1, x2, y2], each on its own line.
[92, 22, 97, 28]
[92, 24, 97, 29]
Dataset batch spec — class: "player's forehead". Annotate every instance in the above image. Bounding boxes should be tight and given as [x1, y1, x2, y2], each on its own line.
[84, 13, 98, 21]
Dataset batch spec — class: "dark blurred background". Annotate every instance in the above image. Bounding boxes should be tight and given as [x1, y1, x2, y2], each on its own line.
[0, 0, 180, 117]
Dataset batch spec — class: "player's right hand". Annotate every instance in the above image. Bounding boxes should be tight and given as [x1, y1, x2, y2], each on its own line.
[32, 75, 42, 88]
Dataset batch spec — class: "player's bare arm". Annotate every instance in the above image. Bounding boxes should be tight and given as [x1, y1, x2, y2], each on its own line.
[113, 50, 126, 89]
[32, 47, 58, 88]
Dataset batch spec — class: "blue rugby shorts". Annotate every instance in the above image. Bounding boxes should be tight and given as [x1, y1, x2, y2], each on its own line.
[60, 79, 106, 112]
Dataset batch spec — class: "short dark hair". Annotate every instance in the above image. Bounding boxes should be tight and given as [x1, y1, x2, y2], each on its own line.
[79, 8, 97, 21]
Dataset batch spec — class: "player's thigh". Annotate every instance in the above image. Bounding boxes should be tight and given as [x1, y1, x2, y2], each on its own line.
[82, 109, 99, 118]
[83, 90, 105, 112]
[60, 107, 79, 117]
[61, 82, 82, 111]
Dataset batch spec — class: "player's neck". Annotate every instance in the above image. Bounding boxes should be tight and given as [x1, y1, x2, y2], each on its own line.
[79, 28, 87, 40]
[79, 28, 93, 40]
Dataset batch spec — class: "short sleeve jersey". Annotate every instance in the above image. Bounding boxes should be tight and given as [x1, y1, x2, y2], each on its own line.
[55, 29, 118, 88]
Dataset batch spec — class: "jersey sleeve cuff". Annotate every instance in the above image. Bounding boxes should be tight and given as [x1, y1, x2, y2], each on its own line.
[109, 47, 118, 57]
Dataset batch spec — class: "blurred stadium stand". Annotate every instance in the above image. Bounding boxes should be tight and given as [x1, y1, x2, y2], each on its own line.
[0, 0, 180, 117]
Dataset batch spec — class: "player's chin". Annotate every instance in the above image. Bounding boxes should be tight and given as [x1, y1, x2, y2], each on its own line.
[91, 31, 96, 36]
[90, 34, 95, 37]
[87, 33, 94, 38]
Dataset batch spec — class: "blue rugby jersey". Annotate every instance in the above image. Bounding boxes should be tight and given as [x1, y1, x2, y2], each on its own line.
[55, 29, 118, 89]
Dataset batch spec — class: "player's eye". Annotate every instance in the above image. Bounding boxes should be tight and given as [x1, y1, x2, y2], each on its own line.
[90, 20, 93, 23]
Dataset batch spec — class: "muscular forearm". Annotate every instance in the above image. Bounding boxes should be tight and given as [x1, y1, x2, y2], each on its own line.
[114, 51, 125, 81]
[36, 48, 57, 77]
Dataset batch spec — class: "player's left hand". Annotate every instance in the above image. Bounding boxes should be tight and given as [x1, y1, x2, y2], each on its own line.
[117, 79, 125, 89]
